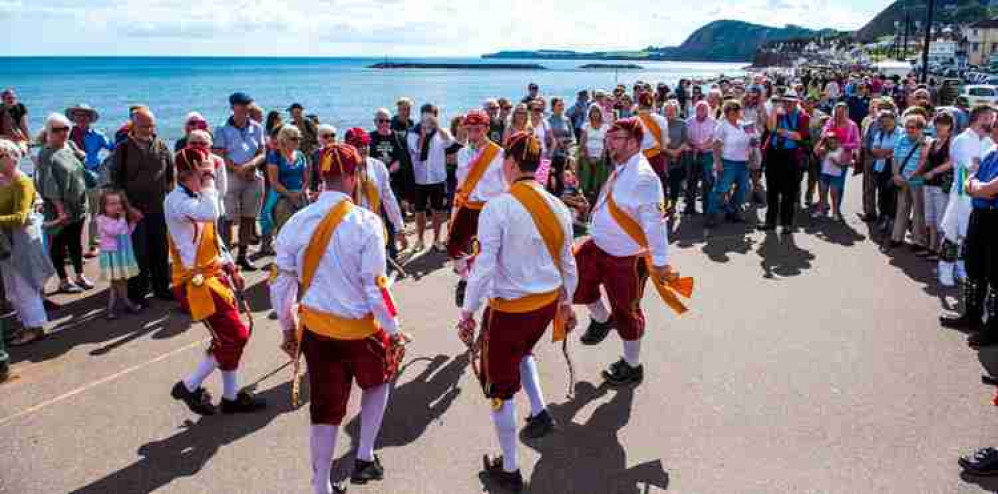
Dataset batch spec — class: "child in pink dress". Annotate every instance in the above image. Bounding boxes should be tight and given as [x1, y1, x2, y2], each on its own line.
[97, 190, 141, 319]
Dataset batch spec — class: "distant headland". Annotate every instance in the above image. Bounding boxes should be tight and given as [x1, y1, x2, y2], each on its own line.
[370, 62, 546, 70]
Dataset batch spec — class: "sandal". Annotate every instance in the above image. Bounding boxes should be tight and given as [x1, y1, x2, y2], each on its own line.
[9, 327, 45, 346]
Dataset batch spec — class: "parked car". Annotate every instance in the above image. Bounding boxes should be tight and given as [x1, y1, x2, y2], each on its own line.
[961, 85, 998, 107]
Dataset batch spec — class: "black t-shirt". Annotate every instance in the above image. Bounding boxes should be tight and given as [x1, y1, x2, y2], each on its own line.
[5, 103, 27, 123]
[391, 116, 414, 136]
[369, 130, 406, 170]
[488, 119, 505, 144]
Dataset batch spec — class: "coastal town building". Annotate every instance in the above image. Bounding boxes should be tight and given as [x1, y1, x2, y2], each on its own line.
[964, 18, 998, 65]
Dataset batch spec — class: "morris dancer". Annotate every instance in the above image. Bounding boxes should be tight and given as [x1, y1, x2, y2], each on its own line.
[343, 127, 408, 261]
[270, 143, 407, 494]
[448, 110, 507, 307]
[636, 92, 670, 185]
[575, 118, 688, 386]
[457, 132, 577, 493]
[168, 147, 265, 415]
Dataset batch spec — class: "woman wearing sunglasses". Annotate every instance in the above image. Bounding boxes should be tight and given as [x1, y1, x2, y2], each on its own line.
[260, 125, 310, 256]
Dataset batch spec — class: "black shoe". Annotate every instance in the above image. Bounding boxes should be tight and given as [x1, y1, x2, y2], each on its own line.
[756, 223, 776, 232]
[482, 455, 524, 493]
[0, 361, 9, 383]
[857, 212, 876, 222]
[580, 317, 614, 346]
[455, 280, 467, 308]
[351, 455, 385, 484]
[171, 381, 217, 415]
[520, 409, 556, 440]
[780, 226, 795, 235]
[969, 331, 998, 349]
[237, 257, 259, 272]
[729, 210, 745, 223]
[940, 313, 983, 331]
[154, 290, 175, 301]
[132, 297, 151, 310]
[220, 390, 267, 414]
[960, 447, 998, 476]
[602, 358, 644, 387]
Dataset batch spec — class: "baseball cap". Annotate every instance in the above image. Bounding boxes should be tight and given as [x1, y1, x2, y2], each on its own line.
[229, 92, 253, 106]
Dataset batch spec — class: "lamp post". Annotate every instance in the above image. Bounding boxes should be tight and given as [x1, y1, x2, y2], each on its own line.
[920, 0, 935, 83]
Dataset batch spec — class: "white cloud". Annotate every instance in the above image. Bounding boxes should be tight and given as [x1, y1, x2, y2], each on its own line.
[3, 0, 892, 56]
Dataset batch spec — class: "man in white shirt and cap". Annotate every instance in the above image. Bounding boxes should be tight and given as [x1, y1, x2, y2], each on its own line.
[574, 118, 689, 387]
[448, 110, 507, 307]
[271, 143, 408, 494]
[457, 131, 578, 493]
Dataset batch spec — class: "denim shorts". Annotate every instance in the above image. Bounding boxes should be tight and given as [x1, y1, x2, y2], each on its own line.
[819, 173, 846, 190]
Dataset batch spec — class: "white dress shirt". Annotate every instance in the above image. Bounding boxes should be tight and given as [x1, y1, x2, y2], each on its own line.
[639, 112, 670, 152]
[589, 153, 669, 266]
[360, 156, 404, 231]
[164, 184, 232, 270]
[463, 182, 578, 314]
[406, 129, 454, 185]
[270, 191, 399, 335]
[456, 142, 507, 203]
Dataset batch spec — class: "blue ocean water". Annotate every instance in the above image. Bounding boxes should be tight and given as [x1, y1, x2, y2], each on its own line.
[0, 57, 744, 143]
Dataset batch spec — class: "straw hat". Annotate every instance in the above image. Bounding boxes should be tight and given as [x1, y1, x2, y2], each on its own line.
[65, 103, 99, 122]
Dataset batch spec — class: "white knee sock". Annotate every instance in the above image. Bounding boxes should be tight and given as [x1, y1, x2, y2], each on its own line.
[310, 424, 339, 494]
[490, 399, 518, 472]
[519, 356, 546, 417]
[623, 339, 642, 367]
[357, 383, 390, 462]
[587, 299, 610, 323]
[183, 355, 218, 392]
[221, 370, 239, 401]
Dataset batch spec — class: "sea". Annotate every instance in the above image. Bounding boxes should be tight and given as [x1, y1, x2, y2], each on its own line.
[0, 57, 745, 144]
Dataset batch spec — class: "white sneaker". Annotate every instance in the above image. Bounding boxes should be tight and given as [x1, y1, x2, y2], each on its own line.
[75, 275, 95, 290]
[938, 261, 956, 287]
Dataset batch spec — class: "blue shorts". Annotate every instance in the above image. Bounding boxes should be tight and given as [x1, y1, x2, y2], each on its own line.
[819, 173, 846, 190]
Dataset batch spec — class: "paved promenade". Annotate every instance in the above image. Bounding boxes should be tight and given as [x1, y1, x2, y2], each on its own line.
[1, 178, 996, 493]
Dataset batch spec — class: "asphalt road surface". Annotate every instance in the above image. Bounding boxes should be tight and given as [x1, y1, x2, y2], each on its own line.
[1, 177, 996, 494]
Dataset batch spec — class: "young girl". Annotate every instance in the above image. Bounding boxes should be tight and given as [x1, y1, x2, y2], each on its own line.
[816, 131, 847, 221]
[97, 190, 141, 319]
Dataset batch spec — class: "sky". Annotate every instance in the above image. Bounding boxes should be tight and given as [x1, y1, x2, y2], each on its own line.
[1, 0, 894, 57]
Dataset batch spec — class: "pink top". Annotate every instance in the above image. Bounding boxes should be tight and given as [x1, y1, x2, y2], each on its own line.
[97, 215, 134, 251]
[822, 118, 861, 154]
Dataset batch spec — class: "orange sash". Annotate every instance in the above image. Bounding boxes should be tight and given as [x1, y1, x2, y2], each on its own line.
[296, 199, 380, 341]
[605, 188, 694, 315]
[508, 181, 572, 342]
[638, 113, 663, 159]
[453, 140, 501, 210]
[169, 222, 235, 321]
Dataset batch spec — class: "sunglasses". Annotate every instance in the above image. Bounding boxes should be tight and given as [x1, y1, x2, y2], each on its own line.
[320, 133, 335, 139]
[288, 137, 301, 142]
[188, 121, 208, 130]
[375, 118, 390, 123]
[52, 126, 70, 133]
[905, 125, 920, 130]
[189, 141, 210, 148]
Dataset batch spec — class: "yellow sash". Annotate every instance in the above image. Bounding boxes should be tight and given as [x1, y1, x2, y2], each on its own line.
[507, 181, 572, 342]
[297, 199, 380, 341]
[357, 172, 389, 245]
[605, 189, 694, 315]
[360, 176, 381, 215]
[454, 140, 501, 210]
[169, 222, 235, 322]
[638, 113, 663, 159]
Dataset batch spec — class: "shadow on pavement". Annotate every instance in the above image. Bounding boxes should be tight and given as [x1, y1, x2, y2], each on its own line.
[799, 215, 866, 247]
[478, 382, 669, 494]
[8, 278, 274, 366]
[330, 353, 467, 481]
[398, 249, 449, 281]
[757, 232, 815, 279]
[700, 229, 755, 264]
[960, 470, 998, 491]
[68, 381, 295, 494]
